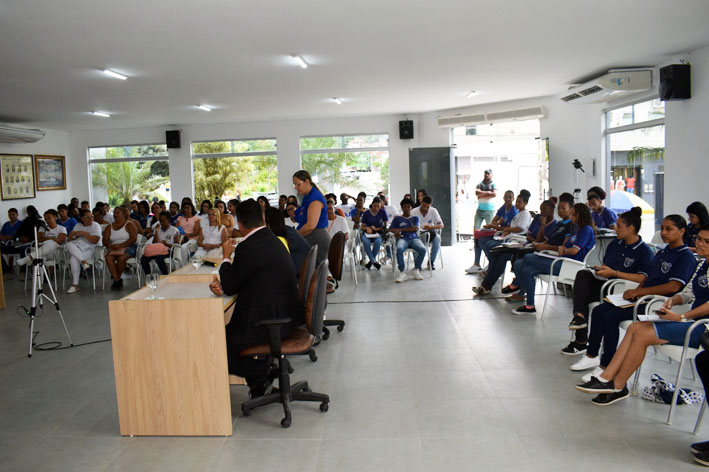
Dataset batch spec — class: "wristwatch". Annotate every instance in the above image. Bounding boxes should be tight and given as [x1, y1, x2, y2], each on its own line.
[680, 313, 687, 322]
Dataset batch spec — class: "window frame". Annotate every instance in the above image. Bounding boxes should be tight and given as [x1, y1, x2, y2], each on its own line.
[191, 137, 278, 160]
[87, 143, 169, 164]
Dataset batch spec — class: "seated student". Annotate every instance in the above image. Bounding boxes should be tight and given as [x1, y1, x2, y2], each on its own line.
[227, 199, 242, 237]
[411, 195, 445, 270]
[177, 202, 201, 242]
[92, 207, 108, 228]
[473, 198, 556, 295]
[57, 203, 77, 234]
[377, 192, 400, 222]
[360, 197, 388, 270]
[286, 195, 298, 207]
[349, 193, 367, 229]
[561, 207, 654, 355]
[0, 207, 22, 243]
[168, 201, 181, 226]
[129, 200, 140, 220]
[65, 209, 102, 294]
[390, 197, 426, 282]
[4, 206, 41, 263]
[337, 193, 355, 216]
[284, 202, 299, 228]
[511, 203, 596, 315]
[143, 202, 162, 239]
[131, 200, 151, 235]
[264, 207, 310, 274]
[570, 214, 697, 375]
[216, 200, 235, 235]
[80, 200, 90, 211]
[413, 189, 427, 209]
[193, 208, 227, 259]
[277, 194, 287, 212]
[575, 224, 709, 406]
[97, 202, 114, 224]
[685, 201, 709, 250]
[326, 198, 349, 239]
[587, 186, 617, 230]
[467, 189, 517, 274]
[325, 193, 346, 217]
[140, 211, 181, 275]
[104, 207, 139, 290]
[209, 199, 302, 398]
[198, 199, 212, 228]
[16, 209, 67, 267]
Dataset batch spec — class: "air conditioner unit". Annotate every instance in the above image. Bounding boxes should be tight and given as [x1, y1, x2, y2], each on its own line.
[437, 106, 544, 128]
[559, 69, 652, 104]
[0, 124, 45, 143]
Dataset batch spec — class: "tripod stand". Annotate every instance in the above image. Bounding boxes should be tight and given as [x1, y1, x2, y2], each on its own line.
[26, 223, 72, 357]
[572, 159, 585, 202]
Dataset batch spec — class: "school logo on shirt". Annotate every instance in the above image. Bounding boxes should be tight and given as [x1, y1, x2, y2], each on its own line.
[623, 257, 635, 268]
[699, 274, 708, 289]
[661, 261, 672, 274]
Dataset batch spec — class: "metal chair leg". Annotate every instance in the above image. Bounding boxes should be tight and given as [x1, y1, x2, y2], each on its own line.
[695, 398, 707, 435]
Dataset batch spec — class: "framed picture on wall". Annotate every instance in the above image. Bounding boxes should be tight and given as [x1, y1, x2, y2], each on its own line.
[0, 153, 36, 200]
[35, 154, 66, 191]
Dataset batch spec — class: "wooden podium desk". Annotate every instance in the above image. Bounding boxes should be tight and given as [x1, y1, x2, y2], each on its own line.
[109, 276, 239, 436]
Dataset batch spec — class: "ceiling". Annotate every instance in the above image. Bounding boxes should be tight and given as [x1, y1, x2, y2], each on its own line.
[1, 0, 708, 131]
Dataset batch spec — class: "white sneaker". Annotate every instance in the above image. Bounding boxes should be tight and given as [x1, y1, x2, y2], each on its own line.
[465, 264, 482, 274]
[16, 255, 30, 266]
[570, 356, 601, 372]
[66, 286, 79, 294]
[395, 271, 408, 283]
[581, 366, 605, 383]
[81, 262, 90, 271]
[412, 269, 423, 280]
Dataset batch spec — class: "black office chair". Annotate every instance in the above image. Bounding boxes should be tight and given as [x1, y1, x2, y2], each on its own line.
[240, 260, 330, 428]
[298, 245, 318, 306]
[322, 231, 346, 340]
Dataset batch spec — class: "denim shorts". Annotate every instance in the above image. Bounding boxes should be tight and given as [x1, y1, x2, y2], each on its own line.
[653, 321, 706, 348]
[125, 245, 137, 257]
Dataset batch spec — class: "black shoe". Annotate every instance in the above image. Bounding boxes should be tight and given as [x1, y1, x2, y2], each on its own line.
[691, 441, 709, 455]
[373, 262, 381, 270]
[431, 264, 436, 270]
[248, 379, 275, 399]
[695, 450, 709, 467]
[501, 284, 519, 294]
[512, 306, 536, 315]
[110, 280, 119, 290]
[592, 386, 629, 406]
[117, 278, 124, 290]
[365, 261, 373, 270]
[561, 342, 587, 356]
[568, 314, 588, 330]
[575, 376, 618, 394]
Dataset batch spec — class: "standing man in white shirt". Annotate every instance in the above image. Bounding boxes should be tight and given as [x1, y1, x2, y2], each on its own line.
[411, 195, 444, 270]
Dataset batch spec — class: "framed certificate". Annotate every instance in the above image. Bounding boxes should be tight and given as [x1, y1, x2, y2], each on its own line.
[0, 154, 36, 200]
[35, 154, 66, 191]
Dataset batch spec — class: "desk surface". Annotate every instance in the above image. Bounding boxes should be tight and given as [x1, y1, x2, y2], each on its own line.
[172, 263, 221, 276]
[121, 277, 235, 310]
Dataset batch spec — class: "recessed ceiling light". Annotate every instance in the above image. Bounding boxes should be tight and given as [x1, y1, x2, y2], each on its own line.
[466, 91, 478, 98]
[103, 69, 128, 80]
[292, 55, 308, 69]
[197, 105, 212, 112]
[333, 97, 343, 105]
[91, 111, 110, 117]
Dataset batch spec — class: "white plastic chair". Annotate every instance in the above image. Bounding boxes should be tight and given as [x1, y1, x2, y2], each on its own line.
[343, 229, 359, 285]
[538, 245, 597, 319]
[23, 244, 62, 292]
[62, 244, 104, 291]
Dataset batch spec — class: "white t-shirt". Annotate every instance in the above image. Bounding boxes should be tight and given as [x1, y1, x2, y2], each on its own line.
[39, 224, 67, 243]
[337, 203, 353, 215]
[383, 205, 399, 222]
[103, 213, 115, 224]
[71, 222, 102, 250]
[285, 218, 298, 228]
[326, 215, 349, 237]
[411, 206, 444, 228]
[155, 225, 180, 244]
[509, 209, 532, 232]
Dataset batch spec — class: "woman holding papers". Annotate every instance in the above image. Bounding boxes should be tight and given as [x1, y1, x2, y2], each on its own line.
[561, 207, 654, 355]
[575, 225, 709, 406]
[570, 214, 697, 382]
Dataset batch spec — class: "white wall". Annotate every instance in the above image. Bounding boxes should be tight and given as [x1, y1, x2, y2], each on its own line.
[665, 43, 709, 216]
[0, 129, 73, 219]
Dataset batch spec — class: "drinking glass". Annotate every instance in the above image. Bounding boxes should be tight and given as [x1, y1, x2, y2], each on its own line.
[146, 274, 159, 299]
[191, 256, 202, 271]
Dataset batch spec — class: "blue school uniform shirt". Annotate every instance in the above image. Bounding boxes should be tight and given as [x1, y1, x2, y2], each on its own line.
[564, 225, 595, 262]
[0, 219, 21, 237]
[684, 223, 700, 247]
[643, 244, 697, 288]
[389, 215, 420, 240]
[361, 209, 388, 230]
[295, 187, 328, 230]
[690, 260, 709, 310]
[58, 217, 77, 234]
[495, 205, 518, 227]
[527, 215, 558, 241]
[547, 219, 572, 246]
[602, 237, 654, 275]
[591, 206, 618, 229]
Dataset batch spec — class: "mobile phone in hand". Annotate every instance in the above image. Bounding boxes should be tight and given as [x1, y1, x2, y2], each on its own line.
[654, 309, 666, 315]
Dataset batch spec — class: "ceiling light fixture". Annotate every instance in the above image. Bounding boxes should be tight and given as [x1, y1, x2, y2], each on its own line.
[91, 111, 110, 117]
[197, 105, 212, 112]
[292, 55, 308, 69]
[103, 69, 128, 80]
[333, 97, 343, 105]
[466, 90, 478, 98]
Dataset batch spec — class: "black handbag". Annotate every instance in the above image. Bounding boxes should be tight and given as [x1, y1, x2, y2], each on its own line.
[700, 326, 709, 352]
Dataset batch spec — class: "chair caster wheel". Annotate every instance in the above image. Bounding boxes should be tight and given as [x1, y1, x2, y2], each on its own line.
[322, 332, 330, 341]
[337, 325, 344, 332]
[242, 406, 250, 417]
[309, 351, 318, 362]
[287, 365, 294, 374]
[320, 402, 329, 412]
[281, 417, 291, 428]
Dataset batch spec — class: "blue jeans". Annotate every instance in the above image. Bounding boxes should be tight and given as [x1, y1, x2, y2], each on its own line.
[475, 236, 494, 266]
[516, 254, 561, 306]
[474, 209, 495, 230]
[396, 237, 426, 271]
[361, 233, 382, 263]
[481, 251, 514, 288]
[427, 231, 441, 265]
[587, 302, 644, 367]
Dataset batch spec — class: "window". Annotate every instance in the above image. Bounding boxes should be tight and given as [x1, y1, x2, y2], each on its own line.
[89, 144, 170, 207]
[192, 138, 278, 203]
[300, 134, 389, 197]
[605, 98, 665, 234]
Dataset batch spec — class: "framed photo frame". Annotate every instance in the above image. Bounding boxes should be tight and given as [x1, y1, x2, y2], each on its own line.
[35, 154, 66, 191]
[0, 154, 36, 200]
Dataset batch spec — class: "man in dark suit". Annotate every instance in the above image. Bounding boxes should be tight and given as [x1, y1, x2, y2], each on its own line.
[209, 199, 302, 397]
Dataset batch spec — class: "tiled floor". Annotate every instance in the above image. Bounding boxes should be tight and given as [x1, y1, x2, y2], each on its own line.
[1, 244, 707, 471]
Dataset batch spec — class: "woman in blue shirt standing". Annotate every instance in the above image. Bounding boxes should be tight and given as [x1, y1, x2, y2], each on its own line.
[293, 170, 330, 264]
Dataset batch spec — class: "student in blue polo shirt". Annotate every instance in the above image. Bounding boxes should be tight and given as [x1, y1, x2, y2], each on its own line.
[0, 207, 22, 243]
[467, 190, 517, 274]
[511, 203, 596, 315]
[360, 197, 388, 270]
[571, 214, 698, 375]
[587, 186, 618, 230]
[574, 225, 709, 406]
[685, 201, 709, 249]
[391, 197, 426, 283]
[57, 203, 78, 234]
[561, 207, 654, 355]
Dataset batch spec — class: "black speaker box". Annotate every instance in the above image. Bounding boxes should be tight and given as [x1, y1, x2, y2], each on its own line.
[399, 120, 414, 140]
[166, 130, 181, 148]
[659, 64, 691, 101]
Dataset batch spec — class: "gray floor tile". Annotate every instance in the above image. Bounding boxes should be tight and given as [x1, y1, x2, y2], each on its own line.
[316, 439, 424, 472]
[421, 435, 536, 472]
[208, 439, 319, 472]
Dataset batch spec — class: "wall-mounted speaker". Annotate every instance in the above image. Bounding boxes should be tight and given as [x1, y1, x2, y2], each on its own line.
[399, 120, 414, 140]
[166, 130, 181, 149]
[659, 64, 691, 101]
